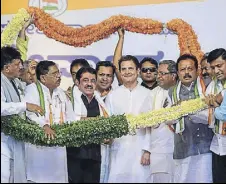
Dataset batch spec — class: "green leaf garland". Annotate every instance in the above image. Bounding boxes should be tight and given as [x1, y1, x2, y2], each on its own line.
[1, 115, 129, 147]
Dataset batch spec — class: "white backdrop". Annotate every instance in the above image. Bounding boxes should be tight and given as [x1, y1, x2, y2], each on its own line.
[1, 0, 226, 90]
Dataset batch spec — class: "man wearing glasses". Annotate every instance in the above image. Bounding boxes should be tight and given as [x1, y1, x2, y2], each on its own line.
[140, 57, 158, 90]
[148, 60, 178, 182]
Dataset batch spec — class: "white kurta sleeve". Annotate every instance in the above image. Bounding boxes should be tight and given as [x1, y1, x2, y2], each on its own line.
[65, 95, 78, 122]
[187, 109, 209, 124]
[1, 86, 26, 116]
[24, 84, 46, 127]
[142, 127, 152, 153]
[142, 93, 153, 153]
[105, 94, 113, 116]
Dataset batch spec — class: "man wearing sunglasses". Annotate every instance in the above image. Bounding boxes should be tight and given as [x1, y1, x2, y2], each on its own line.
[140, 57, 158, 90]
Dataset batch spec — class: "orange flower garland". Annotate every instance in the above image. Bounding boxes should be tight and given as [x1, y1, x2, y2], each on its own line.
[167, 19, 204, 62]
[27, 7, 163, 47]
[2, 7, 204, 64]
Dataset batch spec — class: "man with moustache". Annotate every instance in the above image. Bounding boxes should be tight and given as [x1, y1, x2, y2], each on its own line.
[205, 48, 226, 183]
[67, 67, 109, 183]
[95, 61, 116, 183]
[168, 54, 213, 183]
[149, 60, 177, 182]
[106, 55, 153, 183]
[69, 59, 90, 109]
[200, 52, 212, 87]
[24, 60, 75, 183]
[140, 57, 158, 90]
[1, 46, 44, 183]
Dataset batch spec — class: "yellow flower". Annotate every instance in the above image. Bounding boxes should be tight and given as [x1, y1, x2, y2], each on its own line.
[1, 8, 30, 48]
[126, 98, 207, 133]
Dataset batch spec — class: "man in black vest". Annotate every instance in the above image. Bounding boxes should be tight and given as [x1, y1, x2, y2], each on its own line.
[67, 67, 108, 183]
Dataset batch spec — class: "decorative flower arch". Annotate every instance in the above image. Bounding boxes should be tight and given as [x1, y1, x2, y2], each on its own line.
[1, 7, 204, 62]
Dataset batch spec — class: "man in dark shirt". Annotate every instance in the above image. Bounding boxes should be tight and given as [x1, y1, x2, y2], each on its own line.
[66, 67, 108, 183]
[140, 57, 158, 90]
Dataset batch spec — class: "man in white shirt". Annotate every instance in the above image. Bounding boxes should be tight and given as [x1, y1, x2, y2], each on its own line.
[95, 61, 116, 183]
[96, 61, 115, 100]
[150, 60, 177, 182]
[24, 60, 75, 183]
[105, 55, 153, 183]
[1, 46, 44, 183]
[205, 48, 226, 183]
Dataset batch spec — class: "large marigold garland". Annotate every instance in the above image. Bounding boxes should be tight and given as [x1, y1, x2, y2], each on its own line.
[27, 7, 163, 47]
[1, 8, 208, 146]
[167, 19, 204, 62]
[1, 7, 204, 62]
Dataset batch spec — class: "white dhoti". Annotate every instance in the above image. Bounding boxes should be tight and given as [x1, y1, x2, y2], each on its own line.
[150, 153, 174, 183]
[100, 144, 110, 183]
[173, 153, 212, 183]
[1, 140, 12, 183]
[25, 143, 68, 183]
[1, 133, 26, 183]
[108, 130, 151, 183]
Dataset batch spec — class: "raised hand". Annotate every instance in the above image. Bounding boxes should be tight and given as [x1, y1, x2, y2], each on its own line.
[23, 14, 34, 30]
[117, 27, 125, 38]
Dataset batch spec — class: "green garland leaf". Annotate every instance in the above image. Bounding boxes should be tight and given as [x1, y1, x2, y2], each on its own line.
[1, 115, 129, 147]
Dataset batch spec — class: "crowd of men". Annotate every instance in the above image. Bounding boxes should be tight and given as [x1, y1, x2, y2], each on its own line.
[1, 19, 226, 183]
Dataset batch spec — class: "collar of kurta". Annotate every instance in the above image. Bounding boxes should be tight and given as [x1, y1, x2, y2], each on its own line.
[122, 82, 141, 92]
[141, 81, 158, 90]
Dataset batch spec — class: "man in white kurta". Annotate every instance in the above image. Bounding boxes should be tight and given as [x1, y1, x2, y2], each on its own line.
[1, 46, 44, 183]
[95, 61, 116, 183]
[105, 55, 153, 183]
[24, 60, 75, 183]
[205, 48, 226, 183]
[149, 60, 177, 183]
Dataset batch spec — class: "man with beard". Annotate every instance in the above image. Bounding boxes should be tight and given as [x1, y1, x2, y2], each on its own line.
[140, 57, 158, 90]
[24, 60, 75, 183]
[205, 48, 226, 183]
[106, 55, 153, 183]
[149, 60, 177, 182]
[67, 67, 109, 183]
[168, 54, 213, 183]
[201, 52, 212, 87]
